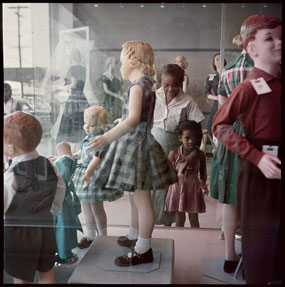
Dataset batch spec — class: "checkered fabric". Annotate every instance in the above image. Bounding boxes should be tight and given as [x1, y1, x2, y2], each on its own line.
[93, 76, 177, 192]
[93, 122, 177, 191]
[218, 52, 254, 98]
[73, 132, 123, 202]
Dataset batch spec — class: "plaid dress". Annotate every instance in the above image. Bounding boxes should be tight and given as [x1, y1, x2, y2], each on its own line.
[73, 131, 124, 202]
[93, 76, 177, 192]
[210, 51, 253, 204]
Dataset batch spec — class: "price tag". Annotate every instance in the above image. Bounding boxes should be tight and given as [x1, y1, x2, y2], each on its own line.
[250, 77, 272, 95]
[262, 145, 278, 157]
[208, 74, 216, 81]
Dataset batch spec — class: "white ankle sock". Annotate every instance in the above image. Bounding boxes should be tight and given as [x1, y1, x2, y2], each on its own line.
[134, 236, 151, 254]
[86, 228, 96, 240]
[127, 226, 138, 240]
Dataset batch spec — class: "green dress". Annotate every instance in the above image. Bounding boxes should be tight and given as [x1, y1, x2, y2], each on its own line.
[210, 52, 253, 205]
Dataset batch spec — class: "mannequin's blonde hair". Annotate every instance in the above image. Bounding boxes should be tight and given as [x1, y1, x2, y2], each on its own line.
[122, 41, 155, 77]
[84, 106, 108, 130]
[174, 55, 188, 70]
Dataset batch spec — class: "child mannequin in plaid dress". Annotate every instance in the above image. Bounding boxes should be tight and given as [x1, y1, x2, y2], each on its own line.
[87, 41, 177, 266]
[72, 106, 123, 249]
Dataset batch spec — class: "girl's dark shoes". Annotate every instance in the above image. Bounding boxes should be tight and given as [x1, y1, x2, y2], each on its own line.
[55, 253, 78, 265]
[117, 235, 137, 248]
[78, 237, 93, 249]
[223, 258, 240, 273]
[114, 248, 153, 266]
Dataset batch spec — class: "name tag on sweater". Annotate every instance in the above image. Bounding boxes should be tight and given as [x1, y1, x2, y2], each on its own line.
[250, 77, 272, 95]
[262, 145, 278, 157]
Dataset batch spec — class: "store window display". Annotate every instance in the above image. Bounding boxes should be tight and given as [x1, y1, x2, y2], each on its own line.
[174, 55, 189, 94]
[51, 48, 89, 148]
[200, 54, 227, 154]
[72, 106, 124, 248]
[4, 112, 65, 284]
[101, 56, 124, 123]
[52, 142, 82, 265]
[151, 64, 205, 226]
[87, 41, 177, 266]
[165, 120, 209, 228]
[210, 20, 254, 274]
[212, 15, 281, 284]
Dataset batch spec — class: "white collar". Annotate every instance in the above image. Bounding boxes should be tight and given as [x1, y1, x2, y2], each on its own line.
[8, 150, 39, 170]
[103, 71, 114, 81]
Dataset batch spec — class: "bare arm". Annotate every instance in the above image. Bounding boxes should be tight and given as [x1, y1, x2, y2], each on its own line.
[218, 94, 227, 105]
[168, 149, 178, 168]
[199, 151, 209, 195]
[102, 82, 124, 101]
[82, 156, 100, 190]
[87, 84, 143, 151]
[182, 74, 189, 93]
[208, 94, 219, 101]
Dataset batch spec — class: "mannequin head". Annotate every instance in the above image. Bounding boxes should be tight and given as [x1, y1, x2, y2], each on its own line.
[240, 15, 282, 65]
[105, 56, 118, 71]
[83, 105, 108, 135]
[160, 64, 184, 99]
[174, 55, 188, 70]
[232, 15, 282, 51]
[212, 54, 227, 73]
[4, 83, 12, 102]
[4, 112, 42, 157]
[56, 141, 72, 157]
[71, 48, 82, 65]
[121, 41, 155, 78]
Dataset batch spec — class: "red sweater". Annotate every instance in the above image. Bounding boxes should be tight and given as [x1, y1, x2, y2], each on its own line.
[212, 67, 281, 166]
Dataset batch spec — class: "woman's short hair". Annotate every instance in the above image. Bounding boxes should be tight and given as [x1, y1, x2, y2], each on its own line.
[160, 64, 185, 85]
[212, 53, 227, 71]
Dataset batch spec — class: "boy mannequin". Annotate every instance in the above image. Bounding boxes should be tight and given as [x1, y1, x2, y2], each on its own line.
[212, 15, 281, 284]
[4, 112, 65, 283]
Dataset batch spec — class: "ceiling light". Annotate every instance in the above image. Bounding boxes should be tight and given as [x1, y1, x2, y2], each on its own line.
[202, 4, 207, 8]
[140, 4, 144, 8]
[94, 4, 99, 8]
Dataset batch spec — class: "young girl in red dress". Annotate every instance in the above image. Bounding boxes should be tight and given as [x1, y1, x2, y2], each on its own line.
[165, 120, 209, 228]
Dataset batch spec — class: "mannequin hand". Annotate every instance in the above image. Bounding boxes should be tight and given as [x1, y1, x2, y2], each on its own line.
[48, 156, 58, 162]
[82, 174, 90, 190]
[118, 95, 124, 102]
[87, 135, 107, 152]
[114, 118, 122, 125]
[257, 153, 281, 179]
[202, 185, 209, 196]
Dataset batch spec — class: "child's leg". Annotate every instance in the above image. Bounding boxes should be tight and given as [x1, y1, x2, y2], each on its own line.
[133, 190, 154, 254]
[188, 213, 200, 228]
[175, 211, 186, 227]
[38, 268, 56, 284]
[128, 192, 139, 239]
[90, 202, 107, 235]
[13, 277, 30, 284]
[223, 203, 239, 261]
[81, 202, 97, 239]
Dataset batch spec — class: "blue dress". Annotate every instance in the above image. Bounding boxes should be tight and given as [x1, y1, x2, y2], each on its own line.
[54, 156, 82, 260]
